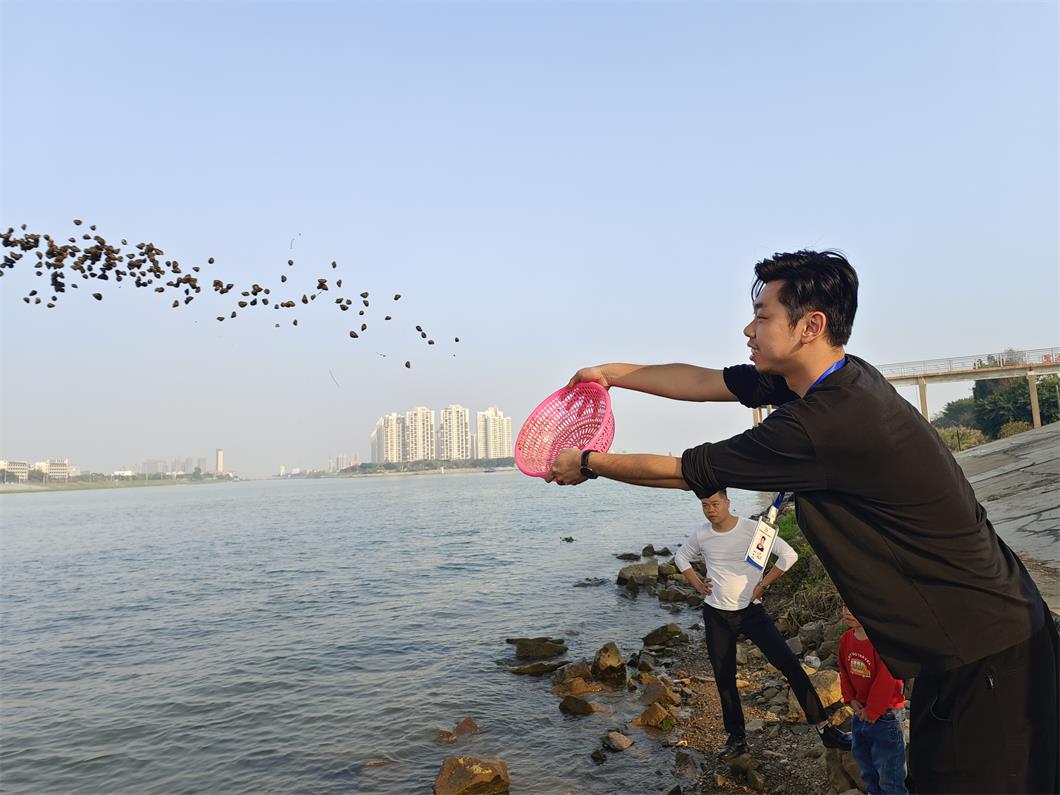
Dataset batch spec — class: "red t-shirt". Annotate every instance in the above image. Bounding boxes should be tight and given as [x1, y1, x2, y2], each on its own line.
[839, 629, 905, 720]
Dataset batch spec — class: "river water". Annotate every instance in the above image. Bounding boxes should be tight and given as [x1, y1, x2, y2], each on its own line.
[0, 473, 764, 793]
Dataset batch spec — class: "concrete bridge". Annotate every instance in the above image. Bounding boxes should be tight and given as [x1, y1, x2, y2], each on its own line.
[879, 346, 1060, 425]
[752, 346, 1060, 426]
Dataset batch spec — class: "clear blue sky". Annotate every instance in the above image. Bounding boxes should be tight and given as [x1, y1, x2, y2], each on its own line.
[2, 1, 1057, 477]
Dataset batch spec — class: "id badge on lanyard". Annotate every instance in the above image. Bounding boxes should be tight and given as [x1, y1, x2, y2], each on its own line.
[745, 493, 783, 571]
[745, 516, 778, 570]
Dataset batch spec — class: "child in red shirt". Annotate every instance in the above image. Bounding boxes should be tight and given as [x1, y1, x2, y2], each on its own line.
[840, 605, 907, 794]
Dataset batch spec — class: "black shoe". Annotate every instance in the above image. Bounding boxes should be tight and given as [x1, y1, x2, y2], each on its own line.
[818, 723, 852, 751]
[719, 733, 748, 760]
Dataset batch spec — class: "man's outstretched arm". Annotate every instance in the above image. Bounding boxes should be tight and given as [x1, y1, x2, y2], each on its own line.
[568, 363, 737, 402]
[546, 449, 690, 489]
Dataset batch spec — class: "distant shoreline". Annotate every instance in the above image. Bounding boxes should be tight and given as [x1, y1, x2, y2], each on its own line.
[279, 466, 517, 481]
[0, 467, 517, 494]
[0, 479, 229, 496]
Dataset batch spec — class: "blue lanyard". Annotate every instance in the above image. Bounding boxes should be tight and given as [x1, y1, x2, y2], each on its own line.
[806, 356, 847, 394]
[771, 357, 846, 512]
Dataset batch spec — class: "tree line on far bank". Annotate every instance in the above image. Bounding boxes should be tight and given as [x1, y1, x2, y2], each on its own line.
[932, 370, 1059, 452]
[339, 457, 515, 475]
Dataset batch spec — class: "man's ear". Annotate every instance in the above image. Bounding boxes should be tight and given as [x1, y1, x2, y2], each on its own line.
[800, 310, 828, 343]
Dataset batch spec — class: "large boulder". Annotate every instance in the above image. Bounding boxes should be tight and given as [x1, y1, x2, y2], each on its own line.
[592, 642, 627, 687]
[787, 670, 844, 717]
[629, 701, 671, 729]
[799, 620, 826, 648]
[567, 677, 607, 696]
[434, 755, 510, 795]
[639, 680, 680, 707]
[553, 659, 592, 685]
[617, 559, 659, 585]
[643, 623, 688, 647]
[821, 748, 865, 794]
[658, 586, 691, 603]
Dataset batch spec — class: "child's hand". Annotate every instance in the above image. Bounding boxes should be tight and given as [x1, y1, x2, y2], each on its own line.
[850, 700, 864, 714]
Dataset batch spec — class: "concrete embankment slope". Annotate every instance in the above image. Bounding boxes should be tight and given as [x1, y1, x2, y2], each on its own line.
[955, 423, 1059, 614]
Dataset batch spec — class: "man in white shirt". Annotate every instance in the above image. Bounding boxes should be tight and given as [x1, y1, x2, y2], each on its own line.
[676, 489, 851, 759]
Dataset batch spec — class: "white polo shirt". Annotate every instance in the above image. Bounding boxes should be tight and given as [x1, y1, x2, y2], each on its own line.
[674, 516, 798, 611]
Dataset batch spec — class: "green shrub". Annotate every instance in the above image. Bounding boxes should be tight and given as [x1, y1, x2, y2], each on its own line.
[998, 420, 1033, 438]
[769, 511, 840, 629]
[936, 426, 988, 452]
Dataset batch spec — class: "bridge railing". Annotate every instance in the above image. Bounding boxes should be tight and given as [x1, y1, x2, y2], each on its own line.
[878, 347, 1060, 378]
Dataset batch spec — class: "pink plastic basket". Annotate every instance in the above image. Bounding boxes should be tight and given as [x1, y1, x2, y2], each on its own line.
[515, 382, 615, 478]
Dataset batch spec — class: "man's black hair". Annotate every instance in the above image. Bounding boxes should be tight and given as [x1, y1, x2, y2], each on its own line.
[701, 488, 728, 499]
[751, 250, 859, 346]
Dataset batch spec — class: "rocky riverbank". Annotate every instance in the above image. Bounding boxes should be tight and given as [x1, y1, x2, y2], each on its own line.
[433, 535, 872, 795]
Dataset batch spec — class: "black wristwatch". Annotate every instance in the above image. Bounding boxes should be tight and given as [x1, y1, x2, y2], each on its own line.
[580, 449, 599, 480]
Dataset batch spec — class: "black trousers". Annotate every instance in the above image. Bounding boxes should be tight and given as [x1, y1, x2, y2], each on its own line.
[909, 602, 1059, 794]
[703, 602, 827, 736]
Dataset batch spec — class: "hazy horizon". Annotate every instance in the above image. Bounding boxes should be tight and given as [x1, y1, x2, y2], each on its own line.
[2, 2, 1057, 478]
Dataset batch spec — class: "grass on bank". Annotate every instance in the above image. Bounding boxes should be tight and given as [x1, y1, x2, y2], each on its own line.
[770, 510, 841, 631]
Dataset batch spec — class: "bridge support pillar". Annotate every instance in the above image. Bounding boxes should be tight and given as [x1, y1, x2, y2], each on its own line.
[917, 378, 929, 419]
[1028, 372, 1042, 428]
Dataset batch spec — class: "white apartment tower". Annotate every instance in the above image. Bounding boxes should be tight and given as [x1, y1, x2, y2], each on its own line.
[370, 418, 386, 464]
[215, 449, 225, 474]
[439, 405, 472, 461]
[382, 413, 406, 464]
[476, 407, 513, 460]
[405, 406, 436, 462]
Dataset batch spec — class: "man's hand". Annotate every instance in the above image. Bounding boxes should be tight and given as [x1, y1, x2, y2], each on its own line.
[567, 366, 610, 389]
[751, 582, 767, 603]
[696, 577, 714, 597]
[545, 448, 586, 486]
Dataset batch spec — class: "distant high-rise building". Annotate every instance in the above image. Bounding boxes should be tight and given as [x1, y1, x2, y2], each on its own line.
[405, 407, 436, 462]
[279, 465, 286, 477]
[197, 457, 207, 473]
[336, 454, 349, 471]
[382, 413, 406, 463]
[215, 449, 224, 474]
[371, 418, 385, 464]
[439, 405, 472, 461]
[476, 407, 513, 460]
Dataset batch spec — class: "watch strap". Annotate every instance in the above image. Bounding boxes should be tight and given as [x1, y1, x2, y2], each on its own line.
[580, 449, 599, 479]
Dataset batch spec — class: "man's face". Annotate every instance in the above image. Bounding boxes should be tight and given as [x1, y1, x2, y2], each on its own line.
[743, 280, 801, 373]
[701, 492, 731, 524]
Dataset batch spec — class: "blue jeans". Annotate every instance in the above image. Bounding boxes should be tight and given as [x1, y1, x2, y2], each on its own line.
[851, 710, 907, 794]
